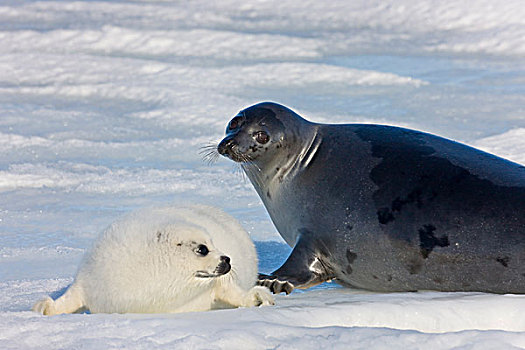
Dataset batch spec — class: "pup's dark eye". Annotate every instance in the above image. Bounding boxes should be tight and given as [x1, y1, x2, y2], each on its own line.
[195, 244, 209, 256]
[255, 131, 269, 144]
[228, 117, 242, 130]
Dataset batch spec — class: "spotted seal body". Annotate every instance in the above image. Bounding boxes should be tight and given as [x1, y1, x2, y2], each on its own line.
[218, 102, 525, 294]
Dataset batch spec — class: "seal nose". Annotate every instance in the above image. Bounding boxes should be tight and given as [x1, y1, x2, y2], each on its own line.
[216, 255, 232, 275]
[217, 136, 236, 156]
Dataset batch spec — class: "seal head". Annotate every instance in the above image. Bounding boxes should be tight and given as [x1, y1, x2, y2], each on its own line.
[218, 102, 309, 165]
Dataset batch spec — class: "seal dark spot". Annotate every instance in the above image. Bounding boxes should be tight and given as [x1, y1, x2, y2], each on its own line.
[343, 249, 357, 276]
[377, 187, 436, 225]
[377, 207, 395, 224]
[387, 275, 393, 281]
[408, 258, 423, 274]
[266, 190, 271, 199]
[346, 249, 357, 264]
[392, 188, 424, 211]
[346, 225, 353, 231]
[418, 224, 449, 259]
[496, 257, 510, 267]
[372, 275, 378, 279]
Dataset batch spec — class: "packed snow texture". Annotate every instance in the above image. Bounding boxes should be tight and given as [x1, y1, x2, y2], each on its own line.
[1, 0, 524, 349]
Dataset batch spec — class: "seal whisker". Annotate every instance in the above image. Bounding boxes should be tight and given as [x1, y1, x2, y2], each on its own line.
[233, 163, 248, 182]
[228, 266, 239, 281]
[243, 161, 265, 188]
[245, 158, 261, 173]
[199, 143, 218, 152]
[202, 151, 220, 165]
[224, 150, 257, 183]
[199, 143, 221, 165]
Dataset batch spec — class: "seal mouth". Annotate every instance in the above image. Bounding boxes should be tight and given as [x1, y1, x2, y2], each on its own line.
[195, 271, 222, 278]
[217, 137, 249, 163]
[195, 258, 231, 278]
[225, 152, 248, 163]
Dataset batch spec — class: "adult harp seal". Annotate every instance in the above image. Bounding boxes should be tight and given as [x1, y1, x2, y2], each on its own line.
[218, 102, 525, 294]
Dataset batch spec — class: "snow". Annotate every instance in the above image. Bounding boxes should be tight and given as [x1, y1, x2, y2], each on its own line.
[2, 287, 525, 349]
[1, 0, 524, 349]
[474, 128, 525, 165]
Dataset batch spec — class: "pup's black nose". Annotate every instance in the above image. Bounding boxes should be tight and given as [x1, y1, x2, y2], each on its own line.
[215, 255, 232, 275]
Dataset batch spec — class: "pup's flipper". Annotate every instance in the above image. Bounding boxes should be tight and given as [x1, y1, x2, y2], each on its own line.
[33, 282, 86, 316]
[215, 282, 274, 308]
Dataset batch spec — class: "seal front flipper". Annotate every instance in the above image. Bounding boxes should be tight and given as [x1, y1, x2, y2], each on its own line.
[258, 236, 335, 294]
[257, 274, 294, 295]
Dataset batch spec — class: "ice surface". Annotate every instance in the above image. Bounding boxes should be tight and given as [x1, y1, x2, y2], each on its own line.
[1, 0, 524, 349]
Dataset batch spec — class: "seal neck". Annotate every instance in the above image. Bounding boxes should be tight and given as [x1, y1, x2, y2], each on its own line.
[278, 125, 321, 181]
[244, 123, 321, 190]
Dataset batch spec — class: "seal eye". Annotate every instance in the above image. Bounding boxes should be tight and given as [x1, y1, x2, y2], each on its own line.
[255, 131, 269, 144]
[228, 117, 242, 130]
[195, 244, 209, 256]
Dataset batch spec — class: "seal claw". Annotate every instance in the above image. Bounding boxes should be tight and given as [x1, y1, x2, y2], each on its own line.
[257, 274, 295, 294]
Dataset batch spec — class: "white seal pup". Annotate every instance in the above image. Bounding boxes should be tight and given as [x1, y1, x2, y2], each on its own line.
[33, 205, 274, 315]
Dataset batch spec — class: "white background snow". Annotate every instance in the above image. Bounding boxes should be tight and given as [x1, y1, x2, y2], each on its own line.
[1, 0, 525, 349]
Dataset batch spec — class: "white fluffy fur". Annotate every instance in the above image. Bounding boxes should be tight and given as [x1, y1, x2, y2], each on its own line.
[33, 205, 274, 315]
